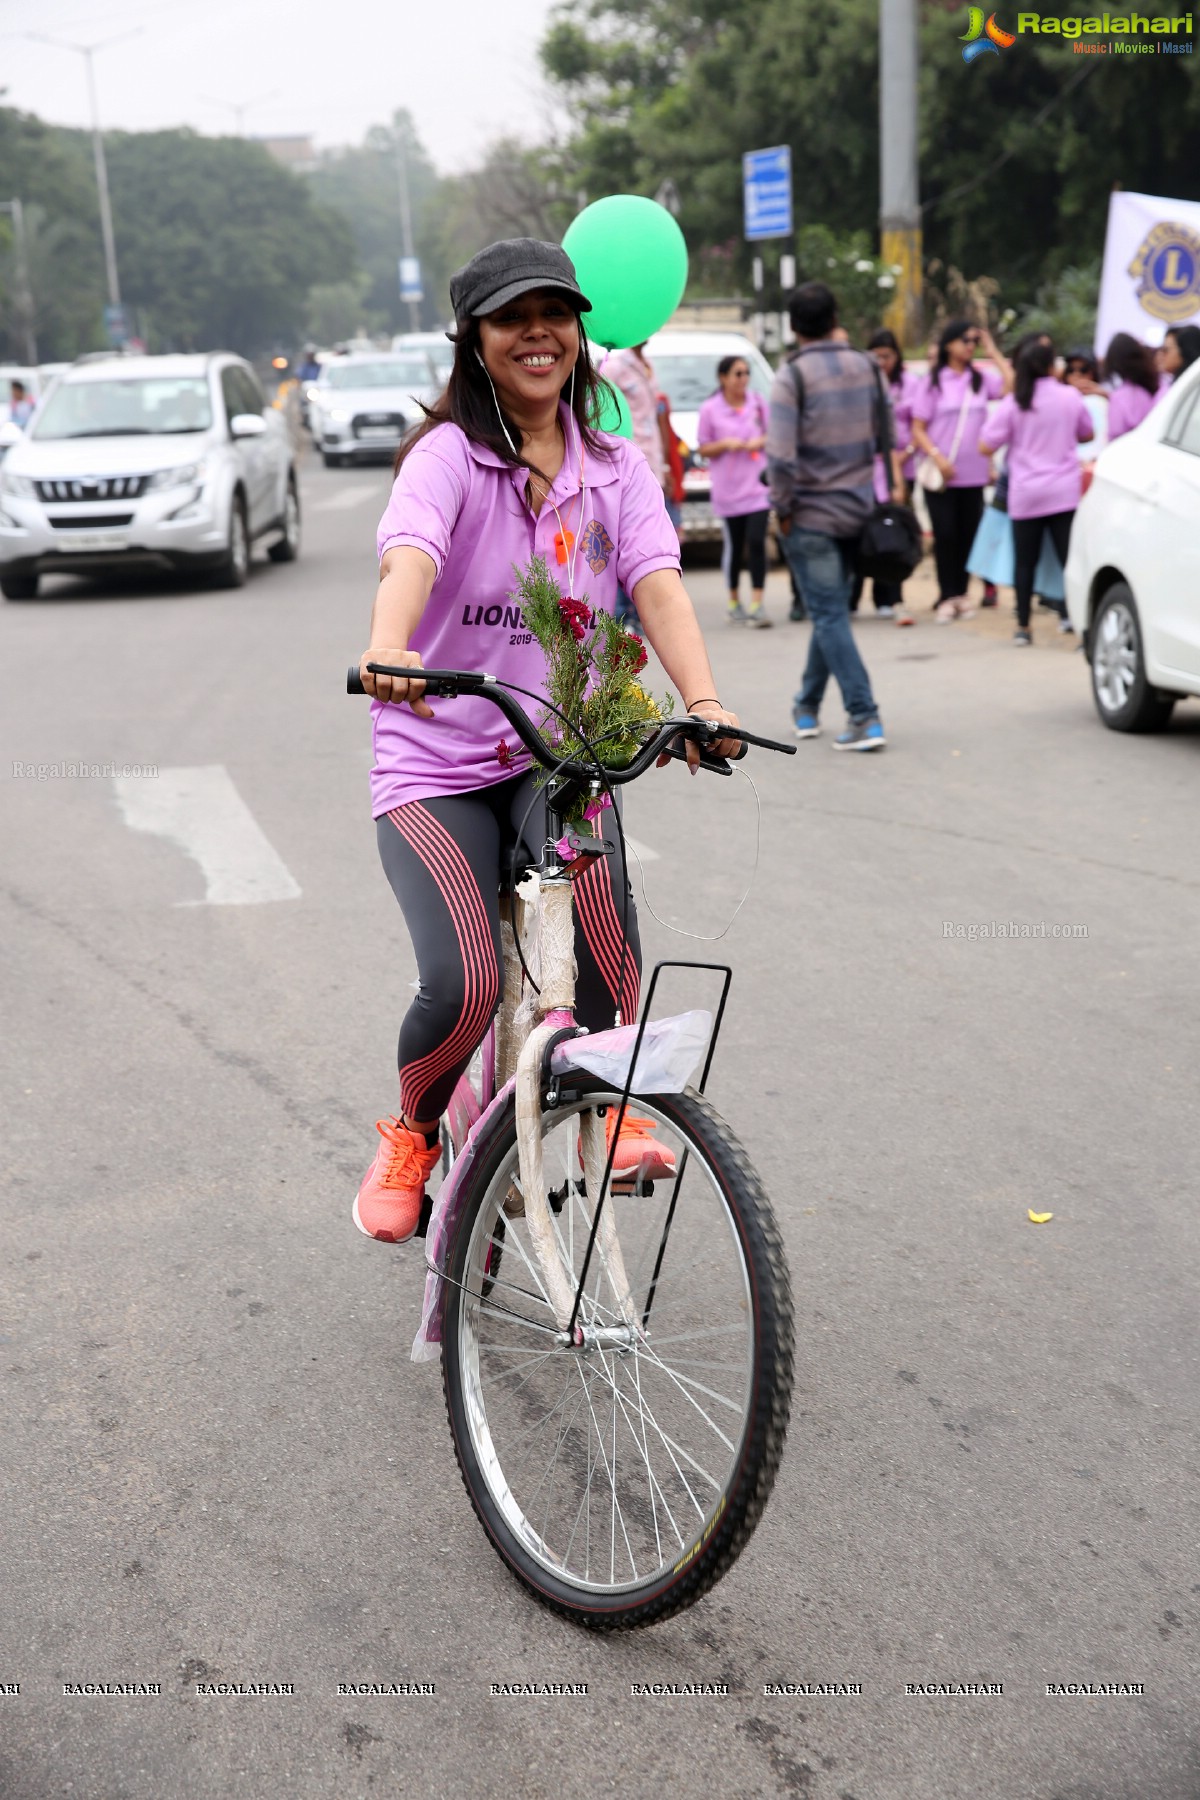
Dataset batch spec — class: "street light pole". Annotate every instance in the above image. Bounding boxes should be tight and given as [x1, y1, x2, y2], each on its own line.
[879, 0, 922, 349]
[0, 198, 37, 364]
[201, 91, 280, 137]
[26, 31, 142, 314]
[82, 45, 120, 308]
[395, 132, 420, 334]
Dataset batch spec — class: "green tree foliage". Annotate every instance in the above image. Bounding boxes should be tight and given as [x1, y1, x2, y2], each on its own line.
[306, 112, 446, 333]
[1013, 258, 1102, 350]
[540, 0, 1200, 310]
[305, 276, 372, 345]
[0, 109, 108, 358]
[0, 107, 357, 359]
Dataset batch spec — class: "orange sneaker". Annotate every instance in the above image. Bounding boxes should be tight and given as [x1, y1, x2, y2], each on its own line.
[352, 1118, 441, 1243]
[607, 1110, 677, 1185]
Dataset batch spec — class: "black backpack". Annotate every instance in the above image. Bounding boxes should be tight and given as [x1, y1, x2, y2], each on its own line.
[856, 498, 923, 583]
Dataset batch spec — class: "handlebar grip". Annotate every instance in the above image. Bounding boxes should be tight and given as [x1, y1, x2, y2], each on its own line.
[346, 665, 466, 699]
[728, 728, 797, 756]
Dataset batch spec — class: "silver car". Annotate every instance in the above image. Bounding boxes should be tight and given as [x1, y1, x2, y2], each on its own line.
[0, 352, 300, 599]
[310, 353, 442, 467]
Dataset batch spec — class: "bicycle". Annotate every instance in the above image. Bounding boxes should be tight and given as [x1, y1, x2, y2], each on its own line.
[348, 660, 796, 1629]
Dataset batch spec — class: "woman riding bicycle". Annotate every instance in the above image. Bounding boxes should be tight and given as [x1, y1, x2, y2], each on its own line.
[355, 237, 741, 1243]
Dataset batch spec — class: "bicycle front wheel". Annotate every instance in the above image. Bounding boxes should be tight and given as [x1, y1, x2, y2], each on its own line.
[440, 1079, 794, 1629]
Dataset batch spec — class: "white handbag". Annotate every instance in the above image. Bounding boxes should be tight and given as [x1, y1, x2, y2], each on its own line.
[916, 383, 972, 492]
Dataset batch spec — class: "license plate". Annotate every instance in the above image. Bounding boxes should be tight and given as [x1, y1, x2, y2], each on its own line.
[57, 531, 131, 552]
[358, 426, 396, 440]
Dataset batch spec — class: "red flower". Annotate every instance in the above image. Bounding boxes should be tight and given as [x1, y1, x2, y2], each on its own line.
[610, 631, 648, 674]
[496, 740, 513, 768]
[558, 596, 591, 643]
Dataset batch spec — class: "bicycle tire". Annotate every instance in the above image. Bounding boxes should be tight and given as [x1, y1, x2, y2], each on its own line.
[440, 1077, 794, 1629]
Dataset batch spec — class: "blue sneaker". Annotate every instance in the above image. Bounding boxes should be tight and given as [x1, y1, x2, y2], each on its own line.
[833, 718, 886, 752]
[793, 710, 821, 739]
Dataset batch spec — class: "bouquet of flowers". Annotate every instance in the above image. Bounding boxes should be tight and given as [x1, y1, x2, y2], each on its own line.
[507, 555, 673, 822]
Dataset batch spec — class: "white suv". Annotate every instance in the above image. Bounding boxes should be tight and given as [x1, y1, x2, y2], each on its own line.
[0, 352, 300, 599]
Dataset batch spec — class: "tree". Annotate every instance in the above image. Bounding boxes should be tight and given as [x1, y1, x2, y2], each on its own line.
[307, 113, 445, 332]
[305, 276, 372, 345]
[538, 0, 1200, 315]
[0, 107, 359, 359]
[106, 130, 356, 352]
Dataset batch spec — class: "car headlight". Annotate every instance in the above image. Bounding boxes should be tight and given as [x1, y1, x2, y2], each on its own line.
[0, 467, 36, 499]
[326, 409, 351, 424]
[147, 460, 208, 491]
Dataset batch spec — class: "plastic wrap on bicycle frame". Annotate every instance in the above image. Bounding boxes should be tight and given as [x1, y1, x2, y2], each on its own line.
[410, 1011, 712, 1363]
[550, 1009, 712, 1094]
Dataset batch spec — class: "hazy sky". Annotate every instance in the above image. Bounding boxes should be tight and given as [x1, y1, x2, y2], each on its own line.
[2, 0, 563, 171]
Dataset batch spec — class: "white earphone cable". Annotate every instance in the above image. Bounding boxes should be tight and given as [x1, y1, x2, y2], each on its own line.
[625, 764, 764, 943]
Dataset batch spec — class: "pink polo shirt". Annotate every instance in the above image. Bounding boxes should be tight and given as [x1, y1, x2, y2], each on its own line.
[912, 364, 1005, 488]
[980, 378, 1093, 520]
[602, 346, 665, 485]
[371, 408, 681, 815]
[695, 390, 770, 517]
[890, 367, 922, 479]
[1106, 379, 1158, 441]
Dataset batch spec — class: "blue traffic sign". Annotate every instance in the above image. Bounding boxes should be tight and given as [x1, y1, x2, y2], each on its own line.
[103, 304, 132, 347]
[743, 146, 793, 242]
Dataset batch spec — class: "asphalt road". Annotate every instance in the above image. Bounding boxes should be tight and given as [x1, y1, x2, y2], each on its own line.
[2, 453, 1198, 1800]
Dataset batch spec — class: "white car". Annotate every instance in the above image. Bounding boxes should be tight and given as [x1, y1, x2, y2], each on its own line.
[0, 352, 299, 599]
[1065, 359, 1200, 731]
[642, 330, 776, 540]
[310, 352, 442, 467]
[390, 331, 454, 387]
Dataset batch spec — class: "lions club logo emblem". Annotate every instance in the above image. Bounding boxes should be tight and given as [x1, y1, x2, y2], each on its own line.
[1128, 222, 1200, 325]
[579, 519, 614, 574]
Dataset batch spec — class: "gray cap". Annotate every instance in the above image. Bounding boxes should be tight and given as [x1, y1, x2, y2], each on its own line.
[448, 238, 592, 323]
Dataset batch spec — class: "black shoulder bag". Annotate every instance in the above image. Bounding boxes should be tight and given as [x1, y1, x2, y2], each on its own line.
[856, 362, 922, 583]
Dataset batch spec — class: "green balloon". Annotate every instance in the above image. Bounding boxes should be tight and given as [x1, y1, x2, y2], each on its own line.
[564, 195, 689, 351]
[590, 378, 633, 439]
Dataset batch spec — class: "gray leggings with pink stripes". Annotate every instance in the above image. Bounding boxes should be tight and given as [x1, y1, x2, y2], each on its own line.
[376, 772, 641, 1122]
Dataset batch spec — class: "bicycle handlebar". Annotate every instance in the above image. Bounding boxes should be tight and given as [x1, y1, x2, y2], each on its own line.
[346, 664, 796, 784]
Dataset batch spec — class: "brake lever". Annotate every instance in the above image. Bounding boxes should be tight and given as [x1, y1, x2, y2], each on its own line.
[661, 736, 734, 777]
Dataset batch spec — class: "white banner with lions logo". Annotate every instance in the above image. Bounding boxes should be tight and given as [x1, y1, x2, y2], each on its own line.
[1096, 188, 1200, 353]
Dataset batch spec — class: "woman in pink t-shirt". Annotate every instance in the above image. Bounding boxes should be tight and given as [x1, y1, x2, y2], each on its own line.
[350, 238, 741, 1245]
[1102, 333, 1161, 440]
[697, 354, 772, 627]
[980, 340, 1094, 645]
[911, 319, 1010, 620]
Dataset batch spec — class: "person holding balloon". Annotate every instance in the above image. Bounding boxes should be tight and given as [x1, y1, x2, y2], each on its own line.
[352, 231, 741, 1244]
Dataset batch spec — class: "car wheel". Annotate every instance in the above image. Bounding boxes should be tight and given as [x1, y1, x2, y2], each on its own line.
[267, 476, 301, 563]
[1089, 582, 1175, 733]
[321, 452, 338, 469]
[213, 494, 250, 590]
[0, 573, 39, 600]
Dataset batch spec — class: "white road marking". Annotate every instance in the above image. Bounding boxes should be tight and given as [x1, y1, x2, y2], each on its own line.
[307, 485, 381, 513]
[624, 835, 659, 864]
[112, 765, 301, 905]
